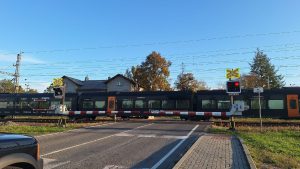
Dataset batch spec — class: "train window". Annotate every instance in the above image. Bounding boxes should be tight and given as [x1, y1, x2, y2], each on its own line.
[122, 100, 133, 109]
[65, 101, 72, 110]
[202, 100, 216, 109]
[217, 100, 230, 109]
[2, 101, 14, 109]
[289, 100, 297, 109]
[135, 100, 145, 108]
[148, 100, 161, 109]
[30, 101, 39, 109]
[20, 101, 30, 109]
[162, 100, 175, 109]
[234, 100, 249, 107]
[95, 101, 105, 109]
[82, 100, 94, 109]
[251, 98, 266, 109]
[176, 100, 190, 109]
[268, 100, 284, 109]
[0, 102, 7, 108]
[51, 101, 60, 106]
[39, 102, 50, 109]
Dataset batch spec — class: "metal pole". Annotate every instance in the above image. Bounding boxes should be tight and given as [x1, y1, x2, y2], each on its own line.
[230, 95, 235, 130]
[258, 91, 262, 132]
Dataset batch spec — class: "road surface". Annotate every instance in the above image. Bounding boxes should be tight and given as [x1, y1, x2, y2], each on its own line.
[37, 120, 209, 169]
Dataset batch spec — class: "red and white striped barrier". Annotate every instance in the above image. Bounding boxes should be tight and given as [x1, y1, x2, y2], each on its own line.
[62, 110, 239, 117]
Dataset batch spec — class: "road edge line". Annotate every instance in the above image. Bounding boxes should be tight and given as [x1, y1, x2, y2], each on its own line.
[150, 124, 199, 169]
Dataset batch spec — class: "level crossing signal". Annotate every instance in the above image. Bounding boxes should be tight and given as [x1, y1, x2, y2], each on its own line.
[226, 81, 241, 93]
[53, 87, 63, 98]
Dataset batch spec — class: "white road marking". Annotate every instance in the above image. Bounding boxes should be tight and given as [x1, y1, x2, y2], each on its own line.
[115, 133, 188, 140]
[43, 158, 70, 169]
[36, 122, 115, 138]
[103, 165, 126, 169]
[41, 123, 153, 157]
[150, 124, 199, 169]
[115, 133, 135, 137]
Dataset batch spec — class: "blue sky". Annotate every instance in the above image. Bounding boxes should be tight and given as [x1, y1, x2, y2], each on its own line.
[0, 0, 300, 92]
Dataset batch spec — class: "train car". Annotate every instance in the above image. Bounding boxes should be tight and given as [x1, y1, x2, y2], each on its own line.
[77, 91, 194, 118]
[195, 87, 300, 119]
[0, 93, 77, 118]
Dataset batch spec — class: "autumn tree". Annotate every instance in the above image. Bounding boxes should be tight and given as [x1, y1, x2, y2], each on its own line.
[131, 51, 172, 91]
[248, 49, 285, 88]
[44, 78, 63, 93]
[240, 73, 259, 89]
[0, 79, 38, 93]
[175, 73, 207, 92]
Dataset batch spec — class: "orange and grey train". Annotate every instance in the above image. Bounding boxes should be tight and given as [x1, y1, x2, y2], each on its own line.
[0, 87, 299, 119]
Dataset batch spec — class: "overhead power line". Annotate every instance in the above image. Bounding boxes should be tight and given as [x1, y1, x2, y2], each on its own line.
[1, 30, 300, 55]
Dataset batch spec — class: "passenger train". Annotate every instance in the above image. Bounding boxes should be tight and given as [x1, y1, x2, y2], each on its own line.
[0, 87, 299, 119]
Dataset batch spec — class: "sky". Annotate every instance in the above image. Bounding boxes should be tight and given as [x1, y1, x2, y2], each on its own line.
[0, 0, 300, 92]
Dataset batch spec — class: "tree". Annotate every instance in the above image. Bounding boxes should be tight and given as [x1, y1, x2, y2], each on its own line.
[175, 73, 207, 92]
[240, 73, 259, 89]
[0, 79, 37, 93]
[44, 78, 63, 93]
[27, 88, 38, 93]
[249, 49, 285, 88]
[131, 51, 172, 91]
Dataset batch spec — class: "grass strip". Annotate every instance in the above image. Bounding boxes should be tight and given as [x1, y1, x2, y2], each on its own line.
[209, 126, 300, 169]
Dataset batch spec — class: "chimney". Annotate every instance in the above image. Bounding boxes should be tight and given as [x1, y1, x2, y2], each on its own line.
[85, 75, 89, 81]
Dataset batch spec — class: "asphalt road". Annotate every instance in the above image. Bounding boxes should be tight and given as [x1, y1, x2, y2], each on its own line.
[37, 120, 209, 169]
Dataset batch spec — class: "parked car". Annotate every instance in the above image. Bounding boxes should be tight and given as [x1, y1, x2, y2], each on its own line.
[0, 134, 43, 169]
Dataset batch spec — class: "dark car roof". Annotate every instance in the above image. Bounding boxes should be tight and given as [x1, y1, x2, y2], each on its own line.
[0, 134, 37, 149]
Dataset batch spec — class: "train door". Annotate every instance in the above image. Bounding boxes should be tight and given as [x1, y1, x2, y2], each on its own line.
[107, 96, 116, 112]
[287, 95, 300, 118]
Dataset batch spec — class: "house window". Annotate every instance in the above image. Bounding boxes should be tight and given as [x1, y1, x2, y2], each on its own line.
[117, 81, 122, 86]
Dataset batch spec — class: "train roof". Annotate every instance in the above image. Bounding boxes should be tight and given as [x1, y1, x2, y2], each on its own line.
[196, 87, 300, 95]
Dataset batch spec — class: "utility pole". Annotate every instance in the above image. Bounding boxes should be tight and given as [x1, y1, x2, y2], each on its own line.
[181, 62, 185, 75]
[0, 53, 22, 93]
[13, 52, 22, 93]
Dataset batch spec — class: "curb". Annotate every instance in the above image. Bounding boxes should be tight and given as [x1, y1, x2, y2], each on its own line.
[173, 133, 206, 169]
[237, 137, 257, 169]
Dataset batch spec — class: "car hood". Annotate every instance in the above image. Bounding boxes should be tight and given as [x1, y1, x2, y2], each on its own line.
[0, 133, 37, 149]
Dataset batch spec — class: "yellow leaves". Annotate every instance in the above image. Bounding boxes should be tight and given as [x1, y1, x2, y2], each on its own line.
[52, 78, 63, 87]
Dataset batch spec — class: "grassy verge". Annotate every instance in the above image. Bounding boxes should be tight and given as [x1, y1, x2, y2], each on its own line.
[209, 125, 300, 169]
[0, 122, 106, 136]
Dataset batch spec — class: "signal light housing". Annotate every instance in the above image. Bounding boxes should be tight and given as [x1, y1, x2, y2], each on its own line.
[226, 81, 241, 93]
[53, 87, 63, 98]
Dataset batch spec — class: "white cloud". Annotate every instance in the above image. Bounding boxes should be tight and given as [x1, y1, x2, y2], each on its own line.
[27, 82, 51, 93]
[0, 53, 45, 64]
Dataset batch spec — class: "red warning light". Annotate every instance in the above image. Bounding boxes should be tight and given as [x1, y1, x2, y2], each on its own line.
[234, 82, 239, 87]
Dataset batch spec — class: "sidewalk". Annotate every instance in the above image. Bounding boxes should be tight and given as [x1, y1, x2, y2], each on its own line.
[174, 134, 254, 169]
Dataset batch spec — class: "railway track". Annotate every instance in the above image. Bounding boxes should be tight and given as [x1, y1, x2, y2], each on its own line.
[1, 118, 299, 127]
